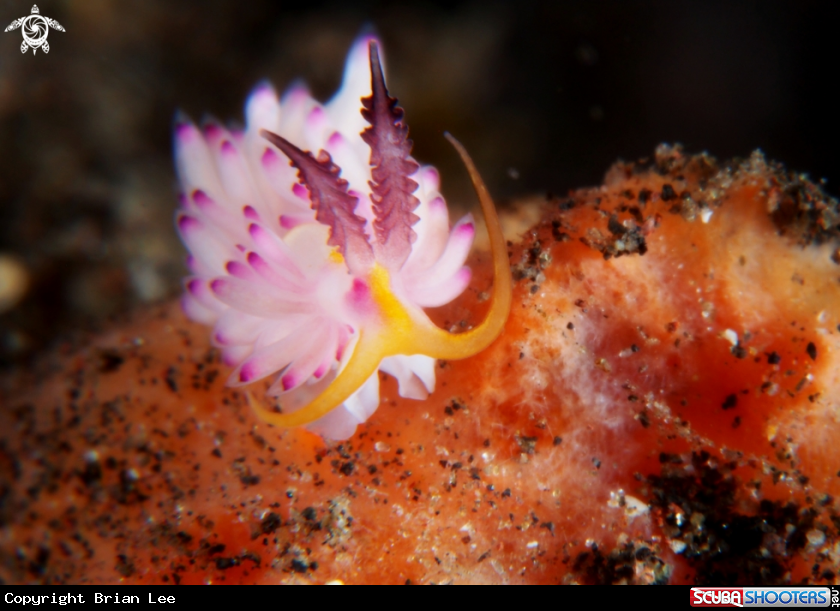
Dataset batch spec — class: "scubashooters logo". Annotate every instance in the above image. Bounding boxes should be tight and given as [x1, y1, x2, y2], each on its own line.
[4, 5, 65, 54]
[690, 587, 834, 607]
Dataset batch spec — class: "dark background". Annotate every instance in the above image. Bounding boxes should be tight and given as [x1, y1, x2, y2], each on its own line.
[1, 0, 838, 366]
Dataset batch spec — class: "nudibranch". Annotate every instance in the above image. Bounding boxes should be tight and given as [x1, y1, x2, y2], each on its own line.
[174, 36, 511, 439]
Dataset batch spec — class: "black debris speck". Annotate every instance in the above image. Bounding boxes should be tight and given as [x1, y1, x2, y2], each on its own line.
[98, 350, 124, 373]
[806, 342, 817, 361]
[260, 512, 281, 535]
[165, 366, 178, 392]
[28, 546, 50, 577]
[115, 554, 135, 577]
[232, 458, 260, 487]
[722, 394, 738, 410]
[607, 215, 627, 236]
[215, 557, 240, 570]
[79, 458, 102, 487]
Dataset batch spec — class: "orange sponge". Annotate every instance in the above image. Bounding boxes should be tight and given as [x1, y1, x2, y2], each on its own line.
[3, 145, 840, 584]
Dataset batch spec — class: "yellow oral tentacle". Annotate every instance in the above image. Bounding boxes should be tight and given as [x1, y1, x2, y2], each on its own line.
[410, 134, 512, 359]
[248, 137, 511, 429]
